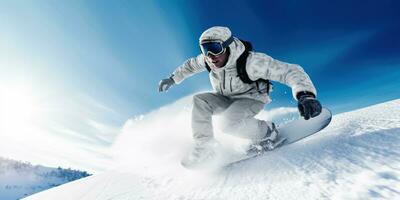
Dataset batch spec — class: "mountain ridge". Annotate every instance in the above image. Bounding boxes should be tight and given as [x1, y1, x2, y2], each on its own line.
[0, 157, 90, 200]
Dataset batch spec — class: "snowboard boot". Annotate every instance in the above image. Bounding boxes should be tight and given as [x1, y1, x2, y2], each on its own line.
[248, 122, 280, 154]
[181, 138, 219, 168]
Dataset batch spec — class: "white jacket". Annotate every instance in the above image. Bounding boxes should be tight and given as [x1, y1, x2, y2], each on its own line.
[171, 38, 317, 103]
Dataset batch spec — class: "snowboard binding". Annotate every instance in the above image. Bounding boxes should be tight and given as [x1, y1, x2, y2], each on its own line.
[247, 137, 286, 155]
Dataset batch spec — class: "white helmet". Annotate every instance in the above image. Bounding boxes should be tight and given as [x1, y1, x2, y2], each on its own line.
[199, 26, 232, 43]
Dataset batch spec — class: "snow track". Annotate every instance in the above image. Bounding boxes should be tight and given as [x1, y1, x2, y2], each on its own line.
[25, 99, 400, 200]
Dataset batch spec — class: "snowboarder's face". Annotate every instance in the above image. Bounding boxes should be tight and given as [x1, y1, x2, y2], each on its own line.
[207, 50, 229, 68]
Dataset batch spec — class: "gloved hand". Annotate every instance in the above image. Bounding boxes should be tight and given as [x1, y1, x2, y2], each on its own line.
[158, 77, 175, 92]
[297, 92, 322, 120]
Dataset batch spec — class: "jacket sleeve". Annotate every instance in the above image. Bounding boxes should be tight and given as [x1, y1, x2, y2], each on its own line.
[170, 54, 207, 84]
[247, 53, 317, 100]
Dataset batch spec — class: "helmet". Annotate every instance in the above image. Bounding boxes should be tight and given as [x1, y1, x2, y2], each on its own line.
[199, 26, 232, 43]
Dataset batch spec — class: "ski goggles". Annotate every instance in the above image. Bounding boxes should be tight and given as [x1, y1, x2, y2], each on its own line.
[200, 36, 234, 56]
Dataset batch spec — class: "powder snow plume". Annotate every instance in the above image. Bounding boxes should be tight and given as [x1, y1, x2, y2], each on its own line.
[110, 94, 298, 173]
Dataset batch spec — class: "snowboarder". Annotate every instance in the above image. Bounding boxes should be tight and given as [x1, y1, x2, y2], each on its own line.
[158, 26, 322, 166]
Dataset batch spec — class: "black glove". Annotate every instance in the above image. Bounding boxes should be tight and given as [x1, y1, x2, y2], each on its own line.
[297, 92, 322, 120]
[158, 77, 175, 92]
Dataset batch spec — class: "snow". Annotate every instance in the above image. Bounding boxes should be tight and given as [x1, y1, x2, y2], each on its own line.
[24, 98, 400, 200]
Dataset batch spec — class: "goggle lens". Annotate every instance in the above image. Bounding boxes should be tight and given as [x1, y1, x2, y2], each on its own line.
[200, 42, 224, 56]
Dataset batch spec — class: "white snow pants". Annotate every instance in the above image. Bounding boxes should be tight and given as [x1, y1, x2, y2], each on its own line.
[192, 92, 271, 141]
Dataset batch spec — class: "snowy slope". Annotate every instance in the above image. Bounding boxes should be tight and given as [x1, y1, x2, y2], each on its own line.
[0, 157, 90, 200]
[25, 98, 400, 200]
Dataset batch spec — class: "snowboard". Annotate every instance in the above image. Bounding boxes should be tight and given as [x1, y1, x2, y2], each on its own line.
[225, 107, 332, 167]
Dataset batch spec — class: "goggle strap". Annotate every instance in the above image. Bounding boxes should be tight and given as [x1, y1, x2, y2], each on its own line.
[222, 36, 234, 48]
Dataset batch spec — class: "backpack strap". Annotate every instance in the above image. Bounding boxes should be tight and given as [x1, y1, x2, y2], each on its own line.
[236, 39, 253, 84]
[205, 62, 211, 72]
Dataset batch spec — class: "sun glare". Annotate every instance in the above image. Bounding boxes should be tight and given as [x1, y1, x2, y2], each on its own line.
[0, 85, 41, 135]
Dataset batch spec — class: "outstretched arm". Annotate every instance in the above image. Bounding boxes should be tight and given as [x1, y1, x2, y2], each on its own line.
[247, 53, 321, 119]
[170, 54, 207, 84]
[247, 53, 317, 100]
[158, 54, 206, 92]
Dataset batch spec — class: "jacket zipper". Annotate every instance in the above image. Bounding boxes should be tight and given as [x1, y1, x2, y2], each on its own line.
[230, 77, 233, 92]
[219, 70, 225, 95]
[222, 70, 226, 90]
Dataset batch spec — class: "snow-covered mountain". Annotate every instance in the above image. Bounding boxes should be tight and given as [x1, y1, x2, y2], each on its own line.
[24, 98, 400, 200]
[0, 157, 90, 200]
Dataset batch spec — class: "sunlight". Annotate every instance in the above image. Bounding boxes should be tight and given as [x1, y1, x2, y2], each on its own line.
[0, 85, 41, 135]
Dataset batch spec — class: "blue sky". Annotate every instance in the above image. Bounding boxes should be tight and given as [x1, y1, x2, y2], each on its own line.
[0, 0, 399, 171]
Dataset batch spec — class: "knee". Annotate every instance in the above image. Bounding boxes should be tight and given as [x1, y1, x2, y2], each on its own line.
[192, 93, 215, 115]
[219, 115, 240, 133]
